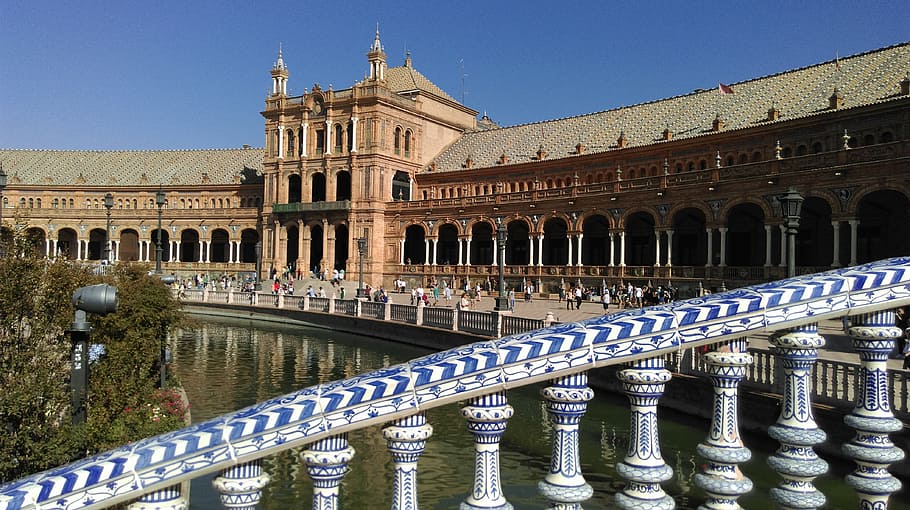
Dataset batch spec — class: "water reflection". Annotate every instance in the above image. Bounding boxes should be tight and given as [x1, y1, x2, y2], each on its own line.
[171, 316, 890, 509]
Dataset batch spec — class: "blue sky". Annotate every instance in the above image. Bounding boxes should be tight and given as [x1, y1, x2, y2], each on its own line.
[0, 0, 906, 150]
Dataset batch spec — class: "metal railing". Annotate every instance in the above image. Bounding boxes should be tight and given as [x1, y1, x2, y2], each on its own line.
[4, 258, 909, 510]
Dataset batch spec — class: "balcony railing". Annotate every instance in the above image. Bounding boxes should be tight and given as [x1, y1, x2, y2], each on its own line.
[271, 200, 351, 213]
[3, 258, 909, 510]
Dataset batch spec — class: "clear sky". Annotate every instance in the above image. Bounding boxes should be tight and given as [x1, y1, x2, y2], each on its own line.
[0, 0, 906, 150]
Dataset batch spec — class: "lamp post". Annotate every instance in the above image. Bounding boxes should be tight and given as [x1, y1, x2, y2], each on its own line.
[68, 283, 119, 424]
[103, 192, 114, 263]
[494, 221, 509, 311]
[155, 187, 166, 273]
[357, 237, 367, 298]
[0, 163, 6, 258]
[781, 187, 804, 278]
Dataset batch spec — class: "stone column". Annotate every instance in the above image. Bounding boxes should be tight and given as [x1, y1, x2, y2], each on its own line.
[831, 221, 841, 267]
[539, 372, 594, 510]
[350, 117, 358, 153]
[618, 231, 626, 267]
[325, 120, 333, 155]
[576, 233, 584, 266]
[277, 125, 284, 159]
[779, 224, 787, 268]
[383, 413, 433, 510]
[608, 232, 615, 267]
[705, 227, 713, 267]
[424, 238, 430, 265]
[615, 357, 673, 510]
[528, 235, 536, 266]
[765, 225, 773, 267]
[654, 230, 661, 267]
[537, 236, 544, 267]
[567, 234, 574, 266]
[126, 485, 187, 510]
[211, 460, 270, 509]
[694, 338, 754, 510]
[302, 434, 355, 510]
[718, 227, 728, 267]
[665, 229, 674, 267]
[466, 238, 473, 266]
[843, 310, 905, 508]
[400, 239, 406, 265]
[461, 391, 514, 510]
[301, 122, 308, 157]
[848, 219, 858, 266]
[431, 238, 438, 266]
[767, 324, 828, 510]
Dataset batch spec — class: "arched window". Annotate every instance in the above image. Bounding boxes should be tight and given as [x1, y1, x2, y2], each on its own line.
[394, 127, 402, 154]
[180, 199, 186, 208]
[149, 198, 155, 208]
[812, 142, 823, 153]
[699, 160, 707, 170]
[863, 134, 875, 146]
[796, 145, 807, 156]
[404, 130, 412, 157]
[226, 198, 231, 208]
[880, 131, 893, 143]
[36, 198, 41, 208]
[53, 198, 59, 208]
[675, 164, 683, 173]
[334, 124, 343, 153]
[739, 154, 748, 164]
[726, 156, 735, 167]
[22, 198, 28, 208]
[287, 130, 295, 155]
[687, 162, 695, 172]
[69, 199, 74, 208]
[782, 147, 793, 158]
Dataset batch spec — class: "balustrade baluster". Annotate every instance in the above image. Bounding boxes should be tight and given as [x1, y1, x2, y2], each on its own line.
[539, 372, 594, 510]
[460, 391, 514, 510]
[302, 434, 355, 510]
[615, 357, 674, 510]
[127, 484, 187, 510]
[767, 324, 828, 510]
[694, 338, 753, 510]
[843, 310, 906, 508]
[211, 460, 270, 509]
[383, 413, 433, 510]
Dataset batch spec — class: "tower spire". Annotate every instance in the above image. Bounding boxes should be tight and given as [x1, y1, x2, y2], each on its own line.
[270, 43, 289, 96]
[368, 24, 387, 81]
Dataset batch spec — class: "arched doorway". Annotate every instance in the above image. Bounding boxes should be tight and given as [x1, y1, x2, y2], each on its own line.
[542, 218, 568, 265]
[671, 208, 707, 266]
[288, 174, 302, 203]
[470, 222, 494, 265]
[581, 214, 610, 266]
[152, 229, 171, 263]
[57, 228, 78, 259]
[726, 203, 765, 266]
[856, 189, 910, 263]
[180, 230, 200, 263]
[311, 173, 326, 202]
[334, 224, 349, 270]
[336, 171, 351, 201]
[118, 229, 140, 261]
[210, 229, 230, 263]
[624, 212, 656, 266]
[505, 221, 530, 265]
[240, 229, 259, 263]
[436, 224, 459, 265]
[309, 224, 324, 273]
[403, 225, 426, 264]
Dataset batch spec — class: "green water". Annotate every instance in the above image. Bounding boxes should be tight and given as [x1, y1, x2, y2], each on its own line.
[171, 316, 904, 509]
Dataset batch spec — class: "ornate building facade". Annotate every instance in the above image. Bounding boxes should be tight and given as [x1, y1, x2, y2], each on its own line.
[1, 36, 908, 294]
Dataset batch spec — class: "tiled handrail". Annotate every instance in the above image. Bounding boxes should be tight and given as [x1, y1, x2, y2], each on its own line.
[2, 258, 909, 509]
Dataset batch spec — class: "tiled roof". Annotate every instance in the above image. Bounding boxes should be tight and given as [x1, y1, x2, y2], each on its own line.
[430, 43, 910, 172]
[386, 64, 457, 103]
[0, 148, 264, 187]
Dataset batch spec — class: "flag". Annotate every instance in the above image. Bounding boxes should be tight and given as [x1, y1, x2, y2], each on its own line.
[835, 51, 840, 71]
[718, 82, 735, 95]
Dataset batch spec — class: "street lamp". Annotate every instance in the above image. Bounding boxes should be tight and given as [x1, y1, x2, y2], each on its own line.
[103, 192, 114, 263]
[494, 221, 509, 311]
[781, 187, 804, 278]
[155, 187, 166, 273]
[0, 163, 6, 257]
[68, 283, 119, 424]
[357, 237, 367, 298]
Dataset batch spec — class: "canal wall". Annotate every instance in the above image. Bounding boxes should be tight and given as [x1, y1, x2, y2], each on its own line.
[183, 302, 908, 477]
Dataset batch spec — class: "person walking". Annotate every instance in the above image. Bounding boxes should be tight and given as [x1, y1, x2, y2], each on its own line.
[601, 290, 610, 311]
[508, 288, 516, 311]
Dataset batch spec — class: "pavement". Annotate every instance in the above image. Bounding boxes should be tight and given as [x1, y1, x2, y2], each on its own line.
[285, 277, 906, 370]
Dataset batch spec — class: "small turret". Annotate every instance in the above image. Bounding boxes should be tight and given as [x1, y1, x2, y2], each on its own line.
[367, 25, 387, 81]
[271, 44, 289, 97]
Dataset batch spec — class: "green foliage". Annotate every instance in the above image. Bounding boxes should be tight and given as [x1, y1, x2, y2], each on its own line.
[0, 225, 186, 483]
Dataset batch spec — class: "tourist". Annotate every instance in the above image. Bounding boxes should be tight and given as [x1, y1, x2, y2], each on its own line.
[508, 288, 515, 311]
[601, 290, 610, 311]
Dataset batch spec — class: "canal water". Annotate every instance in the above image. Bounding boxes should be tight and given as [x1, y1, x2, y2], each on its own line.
[171, 315, 883, 509]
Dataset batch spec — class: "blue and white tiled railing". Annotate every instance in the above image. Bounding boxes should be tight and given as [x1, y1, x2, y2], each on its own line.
[2, 258, 909, 509]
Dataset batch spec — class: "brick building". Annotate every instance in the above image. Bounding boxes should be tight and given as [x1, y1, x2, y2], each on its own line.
[1, 36, 908, 294]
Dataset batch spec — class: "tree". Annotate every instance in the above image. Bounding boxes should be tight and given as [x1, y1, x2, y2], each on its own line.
[0, 223, 186, 483]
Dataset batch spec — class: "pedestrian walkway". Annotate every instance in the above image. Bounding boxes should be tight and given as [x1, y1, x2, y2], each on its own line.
[262, 280, 905, 371]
